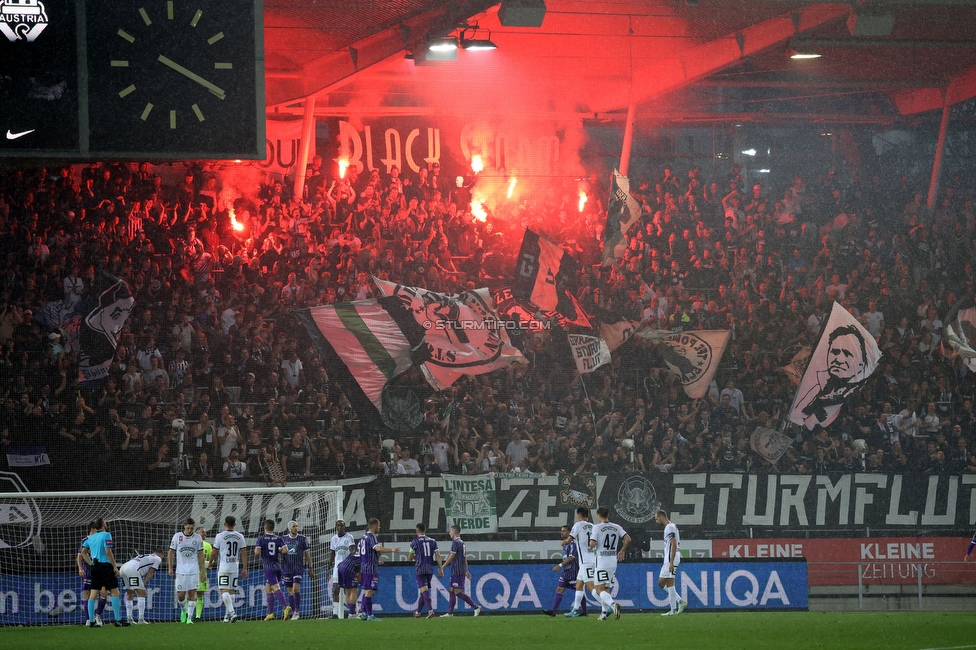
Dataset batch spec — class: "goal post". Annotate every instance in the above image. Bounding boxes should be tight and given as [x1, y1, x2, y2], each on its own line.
[0, 485, 343, 625]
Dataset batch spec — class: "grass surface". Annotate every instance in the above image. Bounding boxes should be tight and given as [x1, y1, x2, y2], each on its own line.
[3, 612, 972, 649]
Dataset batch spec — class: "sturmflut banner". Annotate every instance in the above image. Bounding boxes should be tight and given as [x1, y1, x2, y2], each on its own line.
[568, 334, 611, 374]
[442, 475, 498, 533]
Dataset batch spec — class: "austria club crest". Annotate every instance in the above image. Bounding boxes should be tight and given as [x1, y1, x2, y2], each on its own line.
[614, 475, 660, 525]
[0, 0, 49, 42]
[0, 471, 43, 549]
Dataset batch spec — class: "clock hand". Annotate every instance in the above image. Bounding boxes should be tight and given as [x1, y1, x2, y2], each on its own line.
[157, 54, 226, 100]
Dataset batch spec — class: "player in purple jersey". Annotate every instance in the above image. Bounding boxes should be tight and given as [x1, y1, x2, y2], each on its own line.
[545, 525, 584, 617]
[77, 522, 109, 623]
[965, 530, 976, 561]
[253, 519, 289, 620]
[408, 522, 442, 618]
[336, 554, 362, 618]
[356, 518, 400, 621]
[437, 525, 481, 617]
[281, 520, 313, 620]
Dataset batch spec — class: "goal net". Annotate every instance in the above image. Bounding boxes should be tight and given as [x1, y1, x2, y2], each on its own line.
[0, 482, 342, 625]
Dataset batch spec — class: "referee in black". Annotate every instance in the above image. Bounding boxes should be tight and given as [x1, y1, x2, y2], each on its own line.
[81, 517, 127, 626]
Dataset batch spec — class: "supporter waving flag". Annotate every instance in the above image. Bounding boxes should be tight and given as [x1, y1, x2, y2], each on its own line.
[78, 272, 134, 386]
[602, 169, 642, 265]
[297, 297, 427, 424]
[374, 278, 527, 391]
[789, 302, 882, 430]
[944, 298, 976, 372]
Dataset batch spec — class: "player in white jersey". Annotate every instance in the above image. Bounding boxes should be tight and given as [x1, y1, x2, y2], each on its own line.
[328, 518, 355, 617]
[168, 517, 205, 624]
[655, 509, 687, 616]
[120, 551, 163, 624]
[590, 506, 631, 621]
[210, 515, 248, 623]
[564, 507, 595, 618]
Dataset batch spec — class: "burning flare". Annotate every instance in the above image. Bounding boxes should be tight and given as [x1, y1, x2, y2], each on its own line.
[229, 207, 245, 232]
[338, 159, 349, 179]
[471, 200, 487, 222]
[471, 155, 484, 174]
[578, 190, 588, 213]
[507, 176, 517, 199]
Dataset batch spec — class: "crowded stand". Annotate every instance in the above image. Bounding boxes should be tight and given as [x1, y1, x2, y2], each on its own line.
[1, 154, 974, 492]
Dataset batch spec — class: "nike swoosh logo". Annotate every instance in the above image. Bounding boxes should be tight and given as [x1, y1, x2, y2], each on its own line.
[6, 129, 35, 140]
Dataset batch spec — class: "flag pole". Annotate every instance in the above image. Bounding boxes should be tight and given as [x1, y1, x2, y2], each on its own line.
[579, 374, 597, 437]
[619, 102, 636, 178]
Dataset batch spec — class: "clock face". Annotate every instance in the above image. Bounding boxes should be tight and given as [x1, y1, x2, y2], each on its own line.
[86, 0, 263, 158]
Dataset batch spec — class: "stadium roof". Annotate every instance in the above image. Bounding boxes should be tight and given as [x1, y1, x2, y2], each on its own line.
[264, 0, 976, 125]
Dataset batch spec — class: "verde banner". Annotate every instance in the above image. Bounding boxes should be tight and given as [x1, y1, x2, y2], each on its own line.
[442, 475, 498, 533]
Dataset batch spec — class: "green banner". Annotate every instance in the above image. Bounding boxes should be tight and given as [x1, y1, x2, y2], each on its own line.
[442, 474, 498, 534]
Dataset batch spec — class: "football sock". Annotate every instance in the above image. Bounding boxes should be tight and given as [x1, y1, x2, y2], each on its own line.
[423, 590, 433, 611]
[266, 592, 275, 614]
[363, 595, 372, 616]
[222, 592, 235, 616]
[196, 595, 204, 619]
[289, 593, 296, 610]
[571, 589, 584, 612]
[580, 596, 588, 615]
[333, 601, 340, 617]
[96, 597, 107, 615]
[87, 599, 96, 622]
[551, 592, 563, 611]
[347, 602, 356, 617]
[187, 600, 195, 621]
[590, 589, 601, 609]
[599, 591, 614, 611]
[111, 596, 121, 621]
[668, 585, 679, 612]
[458, 592, 477, 608]
[416, 591, 424, 613]
[294, 592, 301, 613]
[125, 598, 133, 620]
[274, 589, 287, 609]
[136, 596, 146, 620]
[448, 591, 457, 614]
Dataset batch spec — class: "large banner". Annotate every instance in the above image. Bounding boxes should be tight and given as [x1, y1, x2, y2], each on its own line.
[442, 475, 498, 533]
[337, 473, 976, 540]
[713, 537, 971, 586]
[0, 559, 806, 624]
[78, 271, 133, 386]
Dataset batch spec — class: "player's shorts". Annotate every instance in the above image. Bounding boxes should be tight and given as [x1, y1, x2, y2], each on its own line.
[175, 572, 200, 592]
[449, 573, 466, 591]
[91, 562, 118, 592]
[282, 573, 303, 588]
[557, 573, 576, 590]
[336, 566, 359, 590]
[359, 573, 378, 591]
[264, 568, 282, 586]
[576, 563, 595, 584]
[416, 573, 433, 590]
[659, 559, 681, 580]
[217, 572, 240, 590]
[595, 565, 617, 588]
[120, 569, 146, 591]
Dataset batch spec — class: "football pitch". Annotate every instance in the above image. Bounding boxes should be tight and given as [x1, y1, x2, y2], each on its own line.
[3, 612, 972, 649]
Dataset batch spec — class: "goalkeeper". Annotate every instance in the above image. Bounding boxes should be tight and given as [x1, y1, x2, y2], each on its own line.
[195, 526, 214, 621]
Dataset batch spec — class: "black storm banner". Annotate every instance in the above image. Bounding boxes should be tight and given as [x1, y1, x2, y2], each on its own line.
[342, 473, 976, 537]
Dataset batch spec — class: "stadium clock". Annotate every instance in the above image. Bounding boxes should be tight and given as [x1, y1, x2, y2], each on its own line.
[85, 0, 264, 158]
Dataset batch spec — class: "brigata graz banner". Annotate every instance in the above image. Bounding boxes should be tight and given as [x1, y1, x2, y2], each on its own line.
[344, 473, 975, 538]
[0, 560, 806, 623]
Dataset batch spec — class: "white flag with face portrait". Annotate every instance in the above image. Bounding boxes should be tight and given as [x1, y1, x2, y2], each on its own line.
[789, 302, 882, 430]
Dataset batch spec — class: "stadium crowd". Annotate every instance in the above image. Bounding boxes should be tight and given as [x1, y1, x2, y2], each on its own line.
[1, 153, 976, 491]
